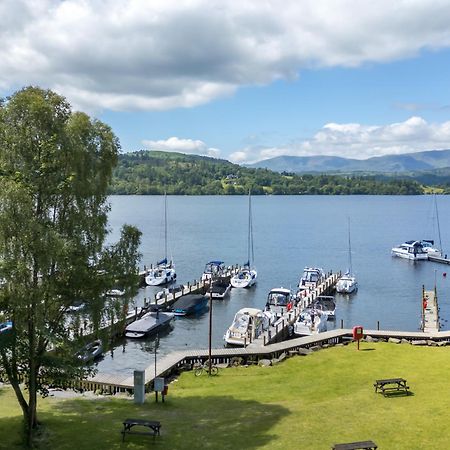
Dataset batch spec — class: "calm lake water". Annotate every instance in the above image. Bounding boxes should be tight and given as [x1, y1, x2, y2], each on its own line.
[97, 195, 450, 375]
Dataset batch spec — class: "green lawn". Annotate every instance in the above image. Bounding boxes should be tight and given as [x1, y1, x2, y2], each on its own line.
[1, 342, 449, 449]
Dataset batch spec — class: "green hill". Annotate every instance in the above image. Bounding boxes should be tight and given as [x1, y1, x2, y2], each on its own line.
[109, 150, 424, 195]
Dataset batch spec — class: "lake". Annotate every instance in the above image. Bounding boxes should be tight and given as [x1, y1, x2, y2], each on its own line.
[96, 195, 450, 375]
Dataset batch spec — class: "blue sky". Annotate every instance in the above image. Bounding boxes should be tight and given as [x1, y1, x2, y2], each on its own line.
[2, 1, 450, 163]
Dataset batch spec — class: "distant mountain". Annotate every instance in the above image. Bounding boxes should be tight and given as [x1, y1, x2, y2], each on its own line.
[246, 149, 450, 173]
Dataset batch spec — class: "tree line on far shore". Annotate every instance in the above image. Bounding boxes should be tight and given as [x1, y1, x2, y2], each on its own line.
[110, 150, 428, 195]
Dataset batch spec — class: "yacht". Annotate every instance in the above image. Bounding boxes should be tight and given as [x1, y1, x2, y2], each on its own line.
[230, 264, 257, 288]
[293, 308, 327, 336]
[265, 287, 295, 319]
[336, 272, 358, 294]
[224, 308, 271, 346]
[145, 194, 177, 286]
[391, 240, 428, 260]
[312, 296, 336, 319]
[145, 259, 176, 286]
[230, 191, 258, 288]
[420, 240, 442, 257]
[201, 261, 226, 282]
[297, 267, 325, 292]
[336, 217, 358, 294]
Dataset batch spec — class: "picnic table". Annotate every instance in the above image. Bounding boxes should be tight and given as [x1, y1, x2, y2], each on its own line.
[121, 418, 161, 442]
[332, 440, 378, 450]
[374, 377, 410, 396]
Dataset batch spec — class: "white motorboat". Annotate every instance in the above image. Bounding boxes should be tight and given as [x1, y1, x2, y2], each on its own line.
[312, 296, 336, 319]
[391, 240, 428, 260]
[224, 308, 271, 346]
[231, 191, 257, 288]
[293, 308, 327, 336]
[265, 287, 295, 319]
[297, 267, 325, 292]
[337, 217, 358, 294]
[420, 240, 441, 257]
[201, 260, 226, 282]
[145, 193, 177, 286]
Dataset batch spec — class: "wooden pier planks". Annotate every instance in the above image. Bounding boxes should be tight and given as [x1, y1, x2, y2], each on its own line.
[422, 287, 440, 332]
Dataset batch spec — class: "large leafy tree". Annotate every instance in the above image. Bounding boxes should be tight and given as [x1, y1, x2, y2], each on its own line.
[0, 87, 141, 445]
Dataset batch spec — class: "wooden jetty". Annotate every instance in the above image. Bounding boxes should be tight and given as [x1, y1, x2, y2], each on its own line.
[83, 326, 450, 394]
[247, 271, 340, 348]
[427, 254, 450, 265]
[421, 286, 440, 332]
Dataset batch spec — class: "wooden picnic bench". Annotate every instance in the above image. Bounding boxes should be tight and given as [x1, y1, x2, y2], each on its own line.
[332, 440, 378, 449]
[121, 418, 161, 442]
[374, 377, 410, 396]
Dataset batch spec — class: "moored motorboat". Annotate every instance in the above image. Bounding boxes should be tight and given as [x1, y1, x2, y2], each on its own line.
[209, 279, 231, 299]
[265, 287, 295, 319]
[391, 240, 428, 260]
[125, 310, 174, 338]
[76, 339, 103, 363]
[170, 294, 208, 316]
[312, 296, 336, 319]
[420, 240, 442, 257]
[293, 309, 327, 336]
[201, 261, 226, 281]
[297, 267, 325, 292]
[224, 308, 271, 346]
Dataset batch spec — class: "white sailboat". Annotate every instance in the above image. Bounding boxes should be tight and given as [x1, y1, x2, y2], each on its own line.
[336, 218, 358, 294]
[421, 195, 444, 257]
[231, 190, 257, 288]
[145, 194, 176, 286]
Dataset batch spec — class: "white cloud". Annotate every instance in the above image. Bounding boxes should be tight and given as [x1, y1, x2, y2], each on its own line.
[229, 117, 450, 163]
[2, 0, 450, 110]
[142, 137, 220, 158]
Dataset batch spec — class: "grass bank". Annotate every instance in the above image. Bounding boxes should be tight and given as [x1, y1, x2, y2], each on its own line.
[1, 342, 449, 449]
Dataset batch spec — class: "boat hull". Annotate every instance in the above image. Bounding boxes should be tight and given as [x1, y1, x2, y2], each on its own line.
[145, 267, 176, 286]
[230, 269, 257, 288]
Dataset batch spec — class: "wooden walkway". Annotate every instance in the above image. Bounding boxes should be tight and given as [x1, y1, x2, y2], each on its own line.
[421, 286, 440, 332]
[86, 326, 450, 393]
[247, 272, 340, 347]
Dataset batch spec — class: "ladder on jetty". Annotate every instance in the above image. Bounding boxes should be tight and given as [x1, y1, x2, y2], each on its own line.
[421, 286, 440, 332]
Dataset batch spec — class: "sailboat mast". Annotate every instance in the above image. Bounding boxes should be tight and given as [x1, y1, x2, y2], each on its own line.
[164, 192, 168, 260]
[347, 217, 353, 274]
[247, 189, 254, 266]
[434, 194, 443, 254]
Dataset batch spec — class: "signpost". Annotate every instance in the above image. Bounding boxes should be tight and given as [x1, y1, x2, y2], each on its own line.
[352, 325, 364, 350]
